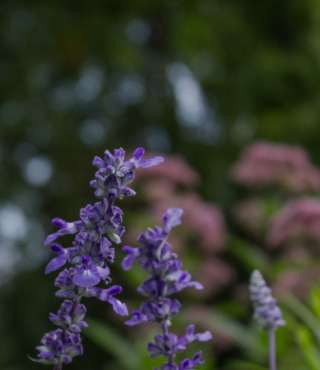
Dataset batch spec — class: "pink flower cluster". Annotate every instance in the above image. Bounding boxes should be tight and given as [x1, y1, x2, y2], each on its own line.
[232, 198, 270, 238]
[274, 266, 320, 298]
[231, 142, 320, 192]
[267, 198, 320, 247]
[152, 193, 225, 253]
[140, 155, 226, 253]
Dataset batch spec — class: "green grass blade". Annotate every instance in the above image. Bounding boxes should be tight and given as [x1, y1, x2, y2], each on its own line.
[85, 318, 140, 370]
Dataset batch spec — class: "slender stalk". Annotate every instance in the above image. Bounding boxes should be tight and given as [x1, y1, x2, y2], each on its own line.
[269, 329, 276, 370]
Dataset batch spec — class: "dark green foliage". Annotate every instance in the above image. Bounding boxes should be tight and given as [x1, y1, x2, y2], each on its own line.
[1, 0, 320, 369]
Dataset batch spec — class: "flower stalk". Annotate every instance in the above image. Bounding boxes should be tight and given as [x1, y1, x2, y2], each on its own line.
[269, 329, 276, 370]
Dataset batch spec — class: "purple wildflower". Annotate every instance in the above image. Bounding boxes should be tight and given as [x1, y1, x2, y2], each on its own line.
[250, 270, 285, 370]
[122, 208, 212, 370]
[250, 270, 285, 331]
[35, 148, 163, 368]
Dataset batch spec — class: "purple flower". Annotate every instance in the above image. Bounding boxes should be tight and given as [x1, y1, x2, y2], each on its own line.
[122, 208, 212, 370]
[250, 270, 285, 330]
[250, 271, 285, 370]
[36, 328, 83, 366]
[49, 300, 88, 333]
[35, 148, 163, 368]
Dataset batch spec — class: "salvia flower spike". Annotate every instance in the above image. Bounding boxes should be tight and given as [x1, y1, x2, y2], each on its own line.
[250, 270, 285, 370]
[122, 208, 212, 370]
[34, 148, 163, 369]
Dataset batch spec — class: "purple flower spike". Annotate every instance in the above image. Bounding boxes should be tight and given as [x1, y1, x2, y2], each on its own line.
[35, 148, 163, 368]
[122, 208, 212, 370]
[249, 270, 285, 370]
[250, 270, 285, 330]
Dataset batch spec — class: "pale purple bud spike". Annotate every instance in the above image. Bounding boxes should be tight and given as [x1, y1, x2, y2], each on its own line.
[122, 208, 212, 370]
[250, 270, 285, 330]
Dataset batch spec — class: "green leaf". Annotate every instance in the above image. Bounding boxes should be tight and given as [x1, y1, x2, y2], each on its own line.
[284, 294, 320, 343]
[85, 318, 139, 370]
[228, 237, 269, 272]
[310, 287, 320, 318]
[296, 326, 320, 370]
[223, 359, 267, 370]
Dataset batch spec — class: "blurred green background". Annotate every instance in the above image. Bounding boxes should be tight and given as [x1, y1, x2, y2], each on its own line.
[2, 1, 320, 369]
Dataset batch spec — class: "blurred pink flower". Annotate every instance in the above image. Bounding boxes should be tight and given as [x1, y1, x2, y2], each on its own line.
[231, 142, 320, 192]
[144, 179, 176, 201]
[274, 267, 320, 298]
[267, 198, 320, 247]
[153, 193, 226, 253]
[195, 258, 234, 296]
[233, 198, 270, 237]
[138, 154, 199, 186]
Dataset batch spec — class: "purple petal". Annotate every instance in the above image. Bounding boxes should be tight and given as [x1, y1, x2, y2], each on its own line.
[121, 246, 139, 271]
[96, 266, 110, 280]
[195, 331, 212, 342]
[114, 148, 125, 160]
[179, 352, 204, 370]
[108, 297, 128, 316]
[106, 285, 122, 296]
[147, 342, 162, 358]
[45, 254, 68, 274]
[125, 311, 148, 326]
[94, 285, 123, 302]
[179, 359, 192, 370]
[186, 324, 195, 337]
[100, 237, 113, 256]
[51, 243, 64, 253]
[191, 351, 204, 366]
[44, 222, 78, 246]
[139, 156, 164, 168]
[89, 179, 97, 188]
[92, 156, 105, 168]
[121, 255, 136, 271]
[133, 147, 145, 160]
[163, 208, 183, 233]
[52, 217, 67, 228]
[188, 281, 203, 290]
[73, 269, 101, 288]
[44, 232, 61, 246]
[121, 187, 136, 197]
[104, 150, 114, 161]
[73, 303, 87, 319]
